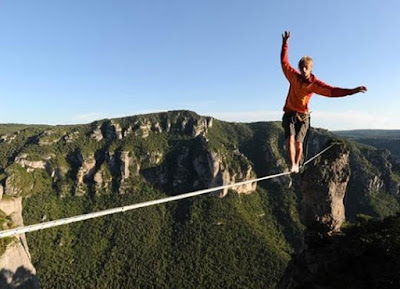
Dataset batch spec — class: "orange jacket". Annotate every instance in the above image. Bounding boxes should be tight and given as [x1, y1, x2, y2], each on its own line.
[281, 42, 355, 113]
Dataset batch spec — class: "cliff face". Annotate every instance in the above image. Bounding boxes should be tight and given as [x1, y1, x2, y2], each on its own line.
[278, 142, 352, 289]
[346, 146, 400, 219]
[0, 198, 40, 289]
[299, 142, 350, 235]
[1, 111, 256, 199]
[277, 141, 400, 289]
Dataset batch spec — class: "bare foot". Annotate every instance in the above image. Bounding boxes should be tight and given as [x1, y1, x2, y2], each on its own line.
[290, 164, 299, 173]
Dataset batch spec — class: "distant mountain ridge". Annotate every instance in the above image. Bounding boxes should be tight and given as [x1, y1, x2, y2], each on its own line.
[335, 129, 400, 139]
[335, 129, 400, 176]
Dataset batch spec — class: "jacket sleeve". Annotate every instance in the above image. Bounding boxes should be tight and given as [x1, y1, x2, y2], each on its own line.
[281, 42, 297, 83]
[312, 79, 355, 97]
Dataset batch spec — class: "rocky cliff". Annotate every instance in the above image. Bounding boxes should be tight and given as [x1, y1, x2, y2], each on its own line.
[0, 111, 255, 199]
[299, 141, 350, 235]
[278, 141, 400, 289]
[0, 198, 40, 289]
[278, 142, 352, 288]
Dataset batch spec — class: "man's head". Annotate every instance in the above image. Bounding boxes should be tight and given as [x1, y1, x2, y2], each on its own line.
[298, 56, 313, 80]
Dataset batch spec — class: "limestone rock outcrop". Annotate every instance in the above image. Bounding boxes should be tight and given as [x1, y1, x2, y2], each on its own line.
[91, 127, 103, 141]
[14, 154, 49, 172]
[76, 156, 96, 196]
[0, 133, 18, 144]
[0, 198, 40, 289]
[193, 149, 256, 198]
[278, 142, 352, 289]
[119, 151, 140, 193]
[299, 142, 350, 234]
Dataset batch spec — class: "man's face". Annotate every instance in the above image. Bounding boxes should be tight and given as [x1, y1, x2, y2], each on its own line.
[300, 61, 313, 80]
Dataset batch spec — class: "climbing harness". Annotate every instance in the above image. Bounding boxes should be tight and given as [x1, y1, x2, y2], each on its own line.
[295, 112, 310, 123]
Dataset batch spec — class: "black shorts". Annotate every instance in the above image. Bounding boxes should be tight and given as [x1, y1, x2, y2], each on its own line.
[282, 112, 310, 143]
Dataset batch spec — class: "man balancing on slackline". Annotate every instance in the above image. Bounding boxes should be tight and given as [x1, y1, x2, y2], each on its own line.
[280, 31, 367, 173]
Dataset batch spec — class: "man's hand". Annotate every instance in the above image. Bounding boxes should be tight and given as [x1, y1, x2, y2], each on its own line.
[282, 31, 291, 44]
[354, 86, 367, 93]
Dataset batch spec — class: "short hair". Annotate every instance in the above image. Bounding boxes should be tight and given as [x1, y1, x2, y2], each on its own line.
[298, 56, 313, 70]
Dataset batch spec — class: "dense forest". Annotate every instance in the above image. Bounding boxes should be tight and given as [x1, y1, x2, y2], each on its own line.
[0, 111, 399, 288]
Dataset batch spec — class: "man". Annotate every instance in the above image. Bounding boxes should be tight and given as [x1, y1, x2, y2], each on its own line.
[281, 31, 367, 173]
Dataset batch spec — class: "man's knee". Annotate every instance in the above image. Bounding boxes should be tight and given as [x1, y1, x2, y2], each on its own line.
[287, 135, 295, 146]
[287, 135, 295, 141]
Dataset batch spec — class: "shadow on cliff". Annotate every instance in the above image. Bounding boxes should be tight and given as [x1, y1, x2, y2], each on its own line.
[0, 267, 40, 289]
[278, 214, 400, 289]
[278, 141, 400, 288]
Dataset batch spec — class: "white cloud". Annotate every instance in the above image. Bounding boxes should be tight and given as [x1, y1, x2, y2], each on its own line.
[312, 110, 397, 130]
[71, 112, 113, 124]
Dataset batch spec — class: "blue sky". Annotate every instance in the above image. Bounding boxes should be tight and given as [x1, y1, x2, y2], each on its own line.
[0, 0, 399, 130]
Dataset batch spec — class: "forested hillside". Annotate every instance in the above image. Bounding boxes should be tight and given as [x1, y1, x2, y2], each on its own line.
[0, 111, 399, 288]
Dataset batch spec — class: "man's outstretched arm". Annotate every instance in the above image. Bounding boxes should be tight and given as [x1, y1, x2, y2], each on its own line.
[312, 79, 367, 97]
[281, 31, 296, 82]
